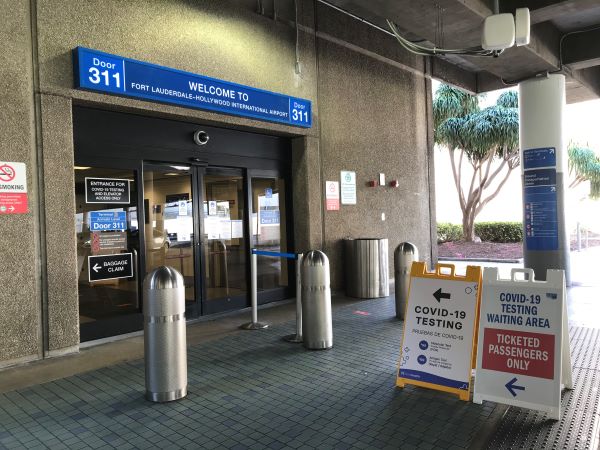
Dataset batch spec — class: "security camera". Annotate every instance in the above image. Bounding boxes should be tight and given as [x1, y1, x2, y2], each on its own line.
[193, 130, 209, 146]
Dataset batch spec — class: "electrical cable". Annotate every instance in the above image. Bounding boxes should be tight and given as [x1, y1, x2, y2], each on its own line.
[294, 0, 301, 74]
[387, 20, 497, 57]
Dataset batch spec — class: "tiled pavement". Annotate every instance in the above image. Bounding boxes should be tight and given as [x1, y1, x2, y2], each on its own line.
[0, 296, 503, 449]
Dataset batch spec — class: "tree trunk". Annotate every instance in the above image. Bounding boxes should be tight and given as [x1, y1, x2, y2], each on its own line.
[462, 209, 476, 242]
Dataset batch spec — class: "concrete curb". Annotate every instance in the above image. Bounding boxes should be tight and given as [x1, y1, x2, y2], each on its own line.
[439, 257, 523, 264]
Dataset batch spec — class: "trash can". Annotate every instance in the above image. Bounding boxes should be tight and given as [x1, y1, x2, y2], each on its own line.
[344, 238, 389, 298]
[394, 242, 418, 319]
[143, 266, 187, 402]
[301, 250, 333, 350]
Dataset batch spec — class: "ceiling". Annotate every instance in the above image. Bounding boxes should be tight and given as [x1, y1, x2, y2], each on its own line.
[323, 0, 600, 103]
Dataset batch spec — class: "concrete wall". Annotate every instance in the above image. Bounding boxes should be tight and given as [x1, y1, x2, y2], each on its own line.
[316, 5, 434, 288]
[0, 0, 435, 365]
[0, 0, 42, 367]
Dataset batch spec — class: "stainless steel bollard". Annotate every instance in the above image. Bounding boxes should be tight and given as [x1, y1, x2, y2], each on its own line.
[394, 242, 418, 320]
[301, 250, 333, 350]
[143, 266, 187, 402]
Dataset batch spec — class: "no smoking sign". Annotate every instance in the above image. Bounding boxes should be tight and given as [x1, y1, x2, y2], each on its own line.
[0, 164, 16, 182]
[0, 162, 28, 215]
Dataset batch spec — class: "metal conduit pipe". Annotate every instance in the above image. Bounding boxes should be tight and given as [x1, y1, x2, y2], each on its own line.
[315, 0, 396, 38]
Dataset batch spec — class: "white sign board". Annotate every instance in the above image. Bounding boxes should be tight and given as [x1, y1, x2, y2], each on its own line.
[208, 200, 217, 216]
[340, 171, 356, 205]
[397, 263, 481, 401]
[473, 268, 572, 420]
[325, 181, 339, 211]
[178, 200, 188, 216]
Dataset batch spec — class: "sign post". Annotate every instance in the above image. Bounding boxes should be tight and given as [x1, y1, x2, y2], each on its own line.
[473, 268, 572, 420]
[396, 262, 482, 401]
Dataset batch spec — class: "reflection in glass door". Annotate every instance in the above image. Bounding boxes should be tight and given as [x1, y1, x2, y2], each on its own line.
[143, 164, 198, 315]
[202, 169, 248, 314]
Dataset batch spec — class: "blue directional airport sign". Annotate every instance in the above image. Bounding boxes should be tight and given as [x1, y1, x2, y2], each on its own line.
[523, 163, 559, 251]
[73, 47, 312, 128]
[523, 147, 556, 170]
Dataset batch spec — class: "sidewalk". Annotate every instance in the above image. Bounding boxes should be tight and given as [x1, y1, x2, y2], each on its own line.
[0, 254, 599, 449]
[0, 295, 501, 450]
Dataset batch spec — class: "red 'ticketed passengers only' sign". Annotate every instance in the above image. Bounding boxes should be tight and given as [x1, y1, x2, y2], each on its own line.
[482, 328, 554, 379]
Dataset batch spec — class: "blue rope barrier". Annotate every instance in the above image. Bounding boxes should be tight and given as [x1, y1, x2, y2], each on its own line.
[252, 249, 298, 259]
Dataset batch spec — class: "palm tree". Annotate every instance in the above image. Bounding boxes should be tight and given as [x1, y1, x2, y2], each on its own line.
[568, 143, 600, 198]
[434, 85, 520, 241]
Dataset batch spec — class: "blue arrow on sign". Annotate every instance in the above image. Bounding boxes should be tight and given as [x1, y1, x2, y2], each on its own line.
[505, 377, 525, 397]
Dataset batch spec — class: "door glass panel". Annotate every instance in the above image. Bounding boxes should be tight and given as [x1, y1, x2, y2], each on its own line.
[203, 173, 247, 302]
[143, 165, 196, 310]
[251, 178, 289, 290]
[74, 167, 139, 328]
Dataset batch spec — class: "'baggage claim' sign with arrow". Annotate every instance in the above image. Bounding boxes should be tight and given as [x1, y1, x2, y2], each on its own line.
[88, 253, 133, 282]
[473, 268, 572, 420]
[397, 262, 482, 401]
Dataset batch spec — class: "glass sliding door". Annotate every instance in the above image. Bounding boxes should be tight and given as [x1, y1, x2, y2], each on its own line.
[143, 164, 199, 316]
[201, 168, 248, 314]
[250, 176, 290, 299]
[74, 166, 141, 342]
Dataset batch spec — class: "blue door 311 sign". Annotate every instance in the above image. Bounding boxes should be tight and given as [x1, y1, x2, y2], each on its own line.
[73, 47, 312, 128]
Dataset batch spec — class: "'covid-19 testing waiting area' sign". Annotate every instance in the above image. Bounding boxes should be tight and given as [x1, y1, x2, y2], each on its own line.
[473, 268, 572, 420]
[397, 262, 482, 401]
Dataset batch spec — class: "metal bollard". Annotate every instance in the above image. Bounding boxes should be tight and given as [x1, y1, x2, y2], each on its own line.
[283, 253, 304, 343]
[394, 242, 418, 320]
[143, 266, 187, 402]
[301, 250, 332, 350]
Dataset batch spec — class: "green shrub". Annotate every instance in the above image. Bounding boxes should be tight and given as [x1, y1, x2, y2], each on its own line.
[437, 222, 523, 243]
[474, 222, 523, 242]
[437, 223, 463, 243]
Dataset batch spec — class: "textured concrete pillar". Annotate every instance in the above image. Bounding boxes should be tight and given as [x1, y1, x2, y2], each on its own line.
[40, 95, 79, 354]
[0, 0, 42, 366]
[292, 136, 323, 252]
[519, 74, 570, 284]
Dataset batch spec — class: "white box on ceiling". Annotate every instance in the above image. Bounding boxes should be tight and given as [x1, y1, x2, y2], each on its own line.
[515, 8, 531, 46]
[481, 13, 515, 50]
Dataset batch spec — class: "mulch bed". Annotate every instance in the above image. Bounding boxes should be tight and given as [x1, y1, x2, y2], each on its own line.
[438, 241, 523, 260]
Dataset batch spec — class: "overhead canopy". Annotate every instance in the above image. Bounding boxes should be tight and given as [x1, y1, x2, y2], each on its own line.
[323, 0, 600, 103]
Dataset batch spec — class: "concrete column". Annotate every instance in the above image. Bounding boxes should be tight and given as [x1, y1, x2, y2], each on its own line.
[519, 74, 570, 285]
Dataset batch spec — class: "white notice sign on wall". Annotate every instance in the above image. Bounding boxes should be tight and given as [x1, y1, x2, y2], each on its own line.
[340, 171, 356, 205]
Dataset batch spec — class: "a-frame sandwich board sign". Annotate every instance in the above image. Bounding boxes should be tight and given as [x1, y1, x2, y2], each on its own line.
[397, 262, 482, 401]
[473, 268, 573, 420]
